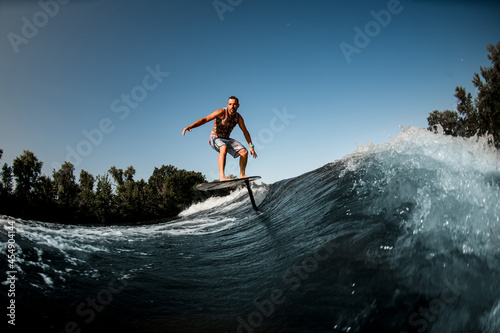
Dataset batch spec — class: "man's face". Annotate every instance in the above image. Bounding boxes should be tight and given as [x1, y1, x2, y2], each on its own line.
[227, 99, 239, 113]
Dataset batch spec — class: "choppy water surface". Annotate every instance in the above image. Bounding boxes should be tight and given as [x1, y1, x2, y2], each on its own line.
[2, 127, 499, 333]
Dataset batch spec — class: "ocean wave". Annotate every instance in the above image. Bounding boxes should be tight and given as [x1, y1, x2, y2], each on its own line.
[1, 127, 499, 332]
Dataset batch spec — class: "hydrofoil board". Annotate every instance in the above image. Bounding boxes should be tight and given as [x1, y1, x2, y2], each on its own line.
[196, 176, 261, 191]
[196, 176, 261, 211]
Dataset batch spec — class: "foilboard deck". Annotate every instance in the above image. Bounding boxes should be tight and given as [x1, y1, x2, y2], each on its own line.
[196, 176, 261, 191]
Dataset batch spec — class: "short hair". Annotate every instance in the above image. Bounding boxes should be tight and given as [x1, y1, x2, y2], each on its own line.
[228, 96, 239, 104]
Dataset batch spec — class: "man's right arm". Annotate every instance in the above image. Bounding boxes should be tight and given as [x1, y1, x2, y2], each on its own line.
[182, 109, 223, 136]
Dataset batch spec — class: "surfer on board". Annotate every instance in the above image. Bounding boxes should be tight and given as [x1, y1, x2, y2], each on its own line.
[182, 96, 258, 181]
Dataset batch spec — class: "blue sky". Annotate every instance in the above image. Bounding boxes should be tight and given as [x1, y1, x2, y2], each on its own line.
[1, 0, 499, 184]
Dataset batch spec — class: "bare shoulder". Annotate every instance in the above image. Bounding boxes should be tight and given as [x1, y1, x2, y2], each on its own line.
[213, 108, 226, 118]
[215, 108, 226, 117]
[205, 108, 225, 121]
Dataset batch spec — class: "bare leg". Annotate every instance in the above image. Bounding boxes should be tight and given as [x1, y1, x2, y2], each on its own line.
[218, 145, 231, 181]
[239, 149, 249, 178]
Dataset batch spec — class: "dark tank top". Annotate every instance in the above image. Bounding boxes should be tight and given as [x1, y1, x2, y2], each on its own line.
[210, 108, 240, 139]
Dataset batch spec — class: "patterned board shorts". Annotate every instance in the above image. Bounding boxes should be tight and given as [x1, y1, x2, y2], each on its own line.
[209, 137, 246, 158]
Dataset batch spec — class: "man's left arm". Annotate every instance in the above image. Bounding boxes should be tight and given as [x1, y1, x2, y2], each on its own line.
[238, 115, 258, 158]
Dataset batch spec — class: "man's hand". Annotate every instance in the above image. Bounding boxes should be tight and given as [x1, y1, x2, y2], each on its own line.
[250, 147, 258, 158]
[182, 126, 191, 136]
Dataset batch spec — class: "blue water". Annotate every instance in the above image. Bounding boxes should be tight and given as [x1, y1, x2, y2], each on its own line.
[2, 127, 500, 333]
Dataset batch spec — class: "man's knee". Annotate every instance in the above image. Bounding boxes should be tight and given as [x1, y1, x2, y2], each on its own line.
[219, 145, 228, 153]
[239, 149, 248, 157]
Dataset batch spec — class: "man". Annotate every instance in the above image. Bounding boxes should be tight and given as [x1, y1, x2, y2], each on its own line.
[182, 96, 258, 181]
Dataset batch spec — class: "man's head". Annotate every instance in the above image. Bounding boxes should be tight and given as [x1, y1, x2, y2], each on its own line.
[227, 96, 239, 113]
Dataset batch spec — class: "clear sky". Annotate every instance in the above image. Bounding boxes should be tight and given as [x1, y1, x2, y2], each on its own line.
[1, 0, 499, 184]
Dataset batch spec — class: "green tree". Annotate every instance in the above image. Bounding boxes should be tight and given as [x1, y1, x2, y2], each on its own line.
[0, 149, 14, 197]
[454, 86, 479, 136]
[428, 41, 500, 146]
[94, 174, 114, 224]
[78, 170, 96, 221]
[37, 175, 56, 203]
[12, 150, 43, 205]
[146, 165, 178, 217]
[0, 150, 15, 216]
[1, 163, 14, 196]
[53, 162, 78, 210]
[109, 165, 147, 221]
[471, 41, 500, 143]
[165, 169, 205, 213]
[130, 178, 148, 220]
[427, 109, 464, 136]
[36, 174, 57, 221]
[145, 165, 205, 218]
[124, 166, 135, 182]
[109, 166, 124, 186]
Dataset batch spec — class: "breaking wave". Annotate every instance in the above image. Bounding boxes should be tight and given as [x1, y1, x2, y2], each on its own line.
[1, 127, 499, 333]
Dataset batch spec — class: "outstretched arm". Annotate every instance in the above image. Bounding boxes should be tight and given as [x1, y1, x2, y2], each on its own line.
[182, 109, 224, 136]
[238, 115, 258, 158]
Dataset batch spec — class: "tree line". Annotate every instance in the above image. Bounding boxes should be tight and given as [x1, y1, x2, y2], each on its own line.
[0, 149, 224, 225]
[427, 41, 500, 146]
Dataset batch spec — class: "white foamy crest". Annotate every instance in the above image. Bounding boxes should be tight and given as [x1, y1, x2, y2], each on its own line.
[179, 184, 268, 217]
[179, 187, 248, 217]
[341, 126, 500, 256]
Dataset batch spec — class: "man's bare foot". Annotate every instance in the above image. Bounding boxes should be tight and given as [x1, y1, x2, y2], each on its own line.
[219, 177, 231, 181]
[240, 174, 249, 179]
